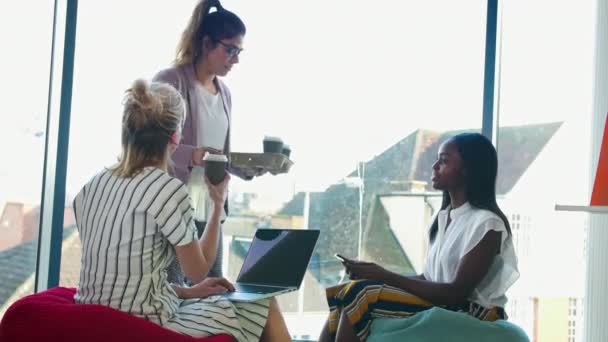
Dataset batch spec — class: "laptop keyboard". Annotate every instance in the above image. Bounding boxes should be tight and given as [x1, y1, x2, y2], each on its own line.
[235, 284, 283, 294]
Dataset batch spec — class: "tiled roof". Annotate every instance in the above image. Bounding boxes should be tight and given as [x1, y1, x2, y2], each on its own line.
[0, 226, 77, 308]
[412, 122, 562, 194]
[0, 235, 37, 307]
[278, 123, 562, 264]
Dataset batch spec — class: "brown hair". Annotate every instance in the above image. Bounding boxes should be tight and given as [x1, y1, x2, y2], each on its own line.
[174, 0, 246, 65]
[112, 79, 185, 177]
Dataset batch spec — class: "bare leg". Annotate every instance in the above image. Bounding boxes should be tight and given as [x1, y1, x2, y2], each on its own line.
[318, 318, 332, 342]
[335, 311, 361, 342]
[260, 298, 291, 342]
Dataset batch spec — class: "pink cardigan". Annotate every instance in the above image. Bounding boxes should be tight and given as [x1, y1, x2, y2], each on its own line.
[153, 64, 247, 183]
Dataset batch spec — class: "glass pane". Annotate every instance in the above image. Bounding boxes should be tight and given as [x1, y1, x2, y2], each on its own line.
[226, 0, 486, 337]
[0, 1, 54, 319]
[64, 0, 486, 340]
[61, 1, 200, 287]
[498, 0, 595, 341]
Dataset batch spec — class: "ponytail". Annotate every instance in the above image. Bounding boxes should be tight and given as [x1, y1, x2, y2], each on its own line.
[174, 0, 246, 65]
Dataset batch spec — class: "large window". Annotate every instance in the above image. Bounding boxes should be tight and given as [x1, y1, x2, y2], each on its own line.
[0, 1, 55, 319]
[55, 1, 600, 341]
[497, 0, 595, 341]
[0, 1, 601, 341]
[60, 0, 487, 338]
[224, 0, 486, 337]
[59, 1, 199, 288]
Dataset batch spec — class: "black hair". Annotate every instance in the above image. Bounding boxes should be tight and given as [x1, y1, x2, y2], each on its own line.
[429, 133, 511, 243]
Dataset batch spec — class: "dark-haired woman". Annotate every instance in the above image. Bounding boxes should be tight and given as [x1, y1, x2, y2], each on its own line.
[153, 0, 257, 282]
[319, 133, 519, 342]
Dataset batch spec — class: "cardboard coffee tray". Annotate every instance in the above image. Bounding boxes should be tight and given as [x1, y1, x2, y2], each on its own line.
[230, 152, 293, 175]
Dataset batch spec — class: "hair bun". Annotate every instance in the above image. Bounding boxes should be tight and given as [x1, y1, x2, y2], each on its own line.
[123, 79, 165, 133]
[128, 79, 162, 113]
[116, 79, 185, 177]
[131, 79, 149, 103]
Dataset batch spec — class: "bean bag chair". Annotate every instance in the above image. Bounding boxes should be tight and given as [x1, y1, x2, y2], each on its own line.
[0, 287, 236, 342]
[368, 307, 529, 342]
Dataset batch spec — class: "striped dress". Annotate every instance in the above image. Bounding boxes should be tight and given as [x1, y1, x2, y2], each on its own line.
[73, 167, 269, 342]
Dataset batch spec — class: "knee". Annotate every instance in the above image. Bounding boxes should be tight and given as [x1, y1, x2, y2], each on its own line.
[341, 280, 381, 303]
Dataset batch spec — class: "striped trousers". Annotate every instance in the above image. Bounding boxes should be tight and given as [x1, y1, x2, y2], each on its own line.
[326, 280, 505, 341]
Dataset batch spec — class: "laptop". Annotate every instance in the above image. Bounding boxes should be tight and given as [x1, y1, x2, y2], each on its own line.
[222, 228, 320, 302]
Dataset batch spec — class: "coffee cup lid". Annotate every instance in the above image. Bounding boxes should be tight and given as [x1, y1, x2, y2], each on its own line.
[203, 152, 228, 162]
[264, 135, 283, 142]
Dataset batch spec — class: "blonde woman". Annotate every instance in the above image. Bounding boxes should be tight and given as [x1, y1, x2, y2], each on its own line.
[73, 80, 290, 342]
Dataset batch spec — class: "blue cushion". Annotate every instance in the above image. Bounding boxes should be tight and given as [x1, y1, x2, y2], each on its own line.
[367, 307, 529, 342]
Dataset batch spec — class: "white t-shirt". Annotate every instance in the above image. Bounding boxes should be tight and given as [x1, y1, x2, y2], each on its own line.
[423, 202, 519, 308]
[195, 83, 228, 150]
[188, 83, 229, 222]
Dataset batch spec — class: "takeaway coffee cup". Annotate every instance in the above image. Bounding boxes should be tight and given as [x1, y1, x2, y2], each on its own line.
[263, 136, 284, 153]
[203, 153, 228, 185]
[281, 144, 291, 158]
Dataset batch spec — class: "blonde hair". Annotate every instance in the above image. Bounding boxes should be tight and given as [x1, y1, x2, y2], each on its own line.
[174, 0, 246, 65]
[112, 79, 185, 177]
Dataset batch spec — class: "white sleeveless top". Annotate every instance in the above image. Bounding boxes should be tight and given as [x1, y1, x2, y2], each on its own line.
[423, 202, 519, 308]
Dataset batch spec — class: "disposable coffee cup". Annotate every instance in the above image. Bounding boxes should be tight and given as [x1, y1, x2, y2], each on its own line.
[263, 136, 284, 153]
[281, 144, 291, 158]
[203, 153, 228, 185]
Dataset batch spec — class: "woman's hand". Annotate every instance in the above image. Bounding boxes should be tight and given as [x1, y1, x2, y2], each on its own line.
[205, 173, 230, 206]
[187, 277, 235, 298]
[192, 147, 223, 166]
[343, 259, 391, 283]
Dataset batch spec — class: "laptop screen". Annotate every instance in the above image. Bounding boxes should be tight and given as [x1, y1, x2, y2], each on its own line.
[236, 229, 320, 288]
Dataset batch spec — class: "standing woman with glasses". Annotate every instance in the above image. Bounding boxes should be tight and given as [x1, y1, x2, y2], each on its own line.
[153, 0, 257, 283]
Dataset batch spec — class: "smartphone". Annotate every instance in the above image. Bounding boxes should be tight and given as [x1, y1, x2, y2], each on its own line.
[334, 253, 348, 262]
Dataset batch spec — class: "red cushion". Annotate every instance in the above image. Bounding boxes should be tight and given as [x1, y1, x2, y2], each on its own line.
[0, 287, 236, 342]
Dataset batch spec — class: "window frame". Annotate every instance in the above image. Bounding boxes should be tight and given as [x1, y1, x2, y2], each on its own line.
[35, 0, 78, 291]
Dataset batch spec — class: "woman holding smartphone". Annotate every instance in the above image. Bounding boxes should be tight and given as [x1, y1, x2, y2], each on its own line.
[320, 133, 520, 342]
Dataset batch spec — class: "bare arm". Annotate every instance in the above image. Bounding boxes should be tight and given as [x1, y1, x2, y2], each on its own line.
[385, 230, 500, 306]
[174, 175, 229, 284]
[174, 240, 210, 284]
[346, 230, 500, 306]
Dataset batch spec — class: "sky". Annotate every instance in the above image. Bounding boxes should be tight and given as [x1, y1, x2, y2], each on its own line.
[0, 0, 596, 211]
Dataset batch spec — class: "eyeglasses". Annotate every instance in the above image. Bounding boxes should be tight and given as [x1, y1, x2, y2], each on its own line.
[215, 40, 243, 58]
